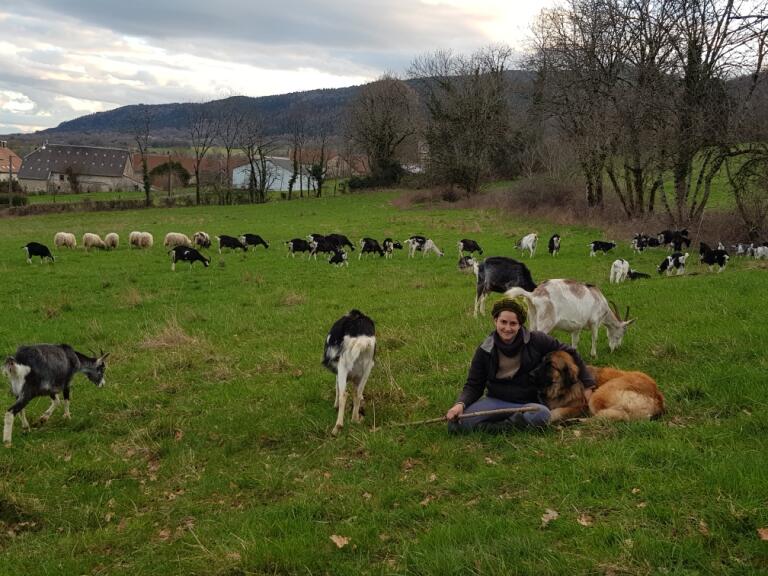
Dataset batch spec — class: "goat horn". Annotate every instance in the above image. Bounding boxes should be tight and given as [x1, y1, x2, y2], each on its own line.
[624, 306, 630, 321]
[608, 300, 619, 318]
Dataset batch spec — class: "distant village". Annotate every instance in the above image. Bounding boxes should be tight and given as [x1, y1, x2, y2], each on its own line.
[0, 140, 371, 198]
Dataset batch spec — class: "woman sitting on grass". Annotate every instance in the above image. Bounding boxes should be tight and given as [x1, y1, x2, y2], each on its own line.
[446, 298, 595, 432]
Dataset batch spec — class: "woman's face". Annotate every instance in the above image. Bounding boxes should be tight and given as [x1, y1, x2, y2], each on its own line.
[494, 310, 521, 343]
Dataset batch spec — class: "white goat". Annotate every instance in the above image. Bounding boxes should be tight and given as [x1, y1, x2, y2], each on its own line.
[164, 232, 192, 249]
[104, 233, 120, 250]
[504, 279, 635, 358]
[517, 233, 538, 257]
[54, 232, 77, 249]
[405, 236, 444, 258]
[82, 233, 107, 251]
[609, 259, 630, 284]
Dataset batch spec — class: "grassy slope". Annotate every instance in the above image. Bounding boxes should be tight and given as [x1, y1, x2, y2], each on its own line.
[0, 191, 766, 575]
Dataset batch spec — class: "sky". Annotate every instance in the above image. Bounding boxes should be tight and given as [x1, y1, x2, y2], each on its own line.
[0, 0, 556, 135]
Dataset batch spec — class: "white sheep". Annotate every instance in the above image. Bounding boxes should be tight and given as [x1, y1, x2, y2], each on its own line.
[128, 231, 142, 248]
[193, 231, 211, 249]
[164, 232, 192, 249]
[104, 233, 120, 250]
[53, 232, 77, 249]
[82, 233, 107, 251]
[139, 232, 154, 249]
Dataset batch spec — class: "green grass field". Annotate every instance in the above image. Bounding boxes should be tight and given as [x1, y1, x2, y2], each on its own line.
[0, 190, 766, 575]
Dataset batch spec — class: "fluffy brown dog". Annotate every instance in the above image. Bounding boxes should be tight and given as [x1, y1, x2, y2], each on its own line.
[532, 351, 665, 422]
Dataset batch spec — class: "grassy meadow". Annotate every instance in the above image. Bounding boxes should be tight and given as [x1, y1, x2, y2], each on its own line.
[0, 190, 766, 575]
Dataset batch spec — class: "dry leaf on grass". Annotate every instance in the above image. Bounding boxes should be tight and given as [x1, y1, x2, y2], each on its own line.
[758, 527, 768, 541]
[420, 495, 434, 507]
[698, 520, 710, 535]
[484, 457, 497, 465]
[577, 514, 593, 527]
[541, 508, 559, 527]
[330, 534, 350, 548]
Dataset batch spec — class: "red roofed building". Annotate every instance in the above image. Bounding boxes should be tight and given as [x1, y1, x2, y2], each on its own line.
[0, 141, 22, 183]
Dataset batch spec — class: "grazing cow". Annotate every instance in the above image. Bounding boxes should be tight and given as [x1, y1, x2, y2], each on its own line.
[104, 233, 119, 250]
[23, 242, 54, 264]
[216, 235, 248, 254]
[240, 234, 269, 249]
[83, 233, 107, 251]
[286, 238, 315, 258]
[359, 238, 384, 259]
[193, 231, 211, 249]
[589, 240, 616, 256]
[2, 345, 108, 446]
[382, 238, 403, 259]
[405, 236, 443, 258]
[323, 310, 376, 436]
[700, 249, 729, 272]
[326, 234, 355, 252]
[468, 256, 537, 317]
[517, 233, 538, 258]
[169, 246, 210, 271]
[627, 269, 650, 280]
[505, 279, 635, 358]
[658, 252, 688, 275]
[458, 239, 483, 257]
[164, 232, 193, 249]
[329, 250, 349, 267]
[54, 232, 77, 249]
[548, 234, 561, 256]
[609, 259, 630, 284]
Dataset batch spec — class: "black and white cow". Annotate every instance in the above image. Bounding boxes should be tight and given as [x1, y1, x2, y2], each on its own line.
[216, 235, 248, 254]
[2, 344, 108, 446]
[359, 238, 384, 259]
[700, 249, 729, 272]
[329, 250, 349, 267]
[658, 252, 688, 275]
[470, 256, 537, 317]
[382, 238, 403, 259]
[589, 240, 616, 256]
[286, 238, 315, 258]
[458, 239, 483, 257]
[240, 234, 269, 249]
[23, 242, 55, 264]
[548, 234, 561, 256]
[322, 310, 376, 435]
[169, 246, 210, 271]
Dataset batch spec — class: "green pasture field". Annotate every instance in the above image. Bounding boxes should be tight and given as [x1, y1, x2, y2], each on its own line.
[0, 190, 766, 575]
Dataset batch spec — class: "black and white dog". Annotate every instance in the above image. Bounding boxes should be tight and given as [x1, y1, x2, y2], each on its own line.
[2, 344, 108, 446]
[322, 310, 376, 435]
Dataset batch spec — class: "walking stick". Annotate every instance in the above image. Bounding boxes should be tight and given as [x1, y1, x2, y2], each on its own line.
[388, 406, 538, 428]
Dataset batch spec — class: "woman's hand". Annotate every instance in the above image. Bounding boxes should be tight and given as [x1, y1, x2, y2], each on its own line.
[446, 403, 465, 421]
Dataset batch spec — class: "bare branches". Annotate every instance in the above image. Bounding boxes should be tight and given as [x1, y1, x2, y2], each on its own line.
[187, 103, 219, 205]
[130, 105, 154, 207]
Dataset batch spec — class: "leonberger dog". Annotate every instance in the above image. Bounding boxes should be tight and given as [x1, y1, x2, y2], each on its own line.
[531, 351, 665, 422]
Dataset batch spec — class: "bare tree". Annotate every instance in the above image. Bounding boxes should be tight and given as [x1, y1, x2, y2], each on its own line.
[307, 131, 331, 198]
[286, 107, 307, 199]
[345, 74, 419, 185]
[726, 144, 768, 239]
[130, 104, 154, 207]
[239, 117, 280, 203]
[409, 45, 514, 197]
[216, 98, 244, 197]
[187, 103, 219, 205]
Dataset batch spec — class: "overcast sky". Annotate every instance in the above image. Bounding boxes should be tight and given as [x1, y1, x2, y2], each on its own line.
[0, 0, 555, 134]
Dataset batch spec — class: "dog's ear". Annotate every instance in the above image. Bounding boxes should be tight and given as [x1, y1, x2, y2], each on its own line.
[563, 354, 580, 387]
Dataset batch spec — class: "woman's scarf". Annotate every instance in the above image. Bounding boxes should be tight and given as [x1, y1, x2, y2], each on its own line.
[492, 327, 526, 358]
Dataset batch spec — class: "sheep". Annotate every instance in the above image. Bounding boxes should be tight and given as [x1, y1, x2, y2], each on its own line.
[164, 232, 193, 249]
[23, 242, 55, 264]
[2, 345, 108, 446]
[54, 232, 77, 249]
[128, 231, 142, 248]
[104, 233, 120, 250]
[82, 233, 107, 251]
[609, 259, 630, 284]
[138, 232, 153, 249]
[323, 310, 376, 435]
[193, 231, 211, 249]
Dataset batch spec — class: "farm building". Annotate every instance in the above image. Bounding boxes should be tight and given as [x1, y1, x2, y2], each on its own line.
[0, 141, 22, 183]
[232, 157, 308, 192]
[18, 144, 139, 193]
[132, 154, 251, 190]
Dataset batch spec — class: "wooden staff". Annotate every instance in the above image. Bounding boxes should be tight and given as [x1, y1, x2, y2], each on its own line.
[388, 406, 539, 428]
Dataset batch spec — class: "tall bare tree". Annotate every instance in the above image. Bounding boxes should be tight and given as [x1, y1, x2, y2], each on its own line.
[345, 74, 419, 185]
[239, 117, 280, 203]
[187, 103, 219, 205]
[216, 98, 244, 197]
[409, 46, 514, 196]
[130, 105, 154, 207]
[286, 106, 307, 199]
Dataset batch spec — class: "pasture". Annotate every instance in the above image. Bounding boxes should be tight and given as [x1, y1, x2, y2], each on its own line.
[0, 190, 766, 575]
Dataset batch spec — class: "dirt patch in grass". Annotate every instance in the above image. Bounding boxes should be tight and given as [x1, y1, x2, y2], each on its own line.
[121, 286, 144, 308]
[280, 291, 307, 307]
[141, 317, 200, 350]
